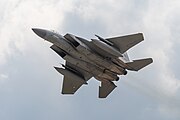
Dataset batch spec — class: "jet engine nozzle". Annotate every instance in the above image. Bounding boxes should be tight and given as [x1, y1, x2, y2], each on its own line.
[123, 70, 127, 75]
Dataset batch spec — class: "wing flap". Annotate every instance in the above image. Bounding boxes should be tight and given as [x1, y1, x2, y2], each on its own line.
[99, 81, 117, 98]
[106, 33, 144, 53]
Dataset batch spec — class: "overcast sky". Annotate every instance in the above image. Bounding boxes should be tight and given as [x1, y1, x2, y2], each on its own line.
[0, 0, 180, 120]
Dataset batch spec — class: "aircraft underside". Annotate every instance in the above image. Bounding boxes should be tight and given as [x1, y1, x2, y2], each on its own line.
[32, 28, 153, 98]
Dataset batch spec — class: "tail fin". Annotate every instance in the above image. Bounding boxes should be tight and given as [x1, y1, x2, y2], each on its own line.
[122, 52, 130, 62]
[126, 58, 153, 71]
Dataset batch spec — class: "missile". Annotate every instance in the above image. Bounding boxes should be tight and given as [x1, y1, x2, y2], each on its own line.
[54, 67, 87, 84]
[95, 34, 113, 46]
[64, 33, 80, 47]
[91, 39, 123, 57]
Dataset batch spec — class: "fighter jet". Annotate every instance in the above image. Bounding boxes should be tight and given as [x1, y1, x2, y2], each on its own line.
[32, 28, 153, 98]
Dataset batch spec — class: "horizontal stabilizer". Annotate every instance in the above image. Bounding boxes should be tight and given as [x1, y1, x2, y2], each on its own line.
[99, 81, 117, 98]
[126, 58, 153, 71]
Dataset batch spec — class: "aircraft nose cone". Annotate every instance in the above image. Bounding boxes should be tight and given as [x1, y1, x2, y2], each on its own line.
[32, 28, 47, 38]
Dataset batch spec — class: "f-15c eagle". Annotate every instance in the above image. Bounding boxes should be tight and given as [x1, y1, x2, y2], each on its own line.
[32, 28, 153, 98]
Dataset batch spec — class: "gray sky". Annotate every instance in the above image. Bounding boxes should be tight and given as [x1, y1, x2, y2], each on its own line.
[0, 0, 180, 120]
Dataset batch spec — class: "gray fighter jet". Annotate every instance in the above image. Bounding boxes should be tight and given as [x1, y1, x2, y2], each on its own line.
[32, 28, 153, 98]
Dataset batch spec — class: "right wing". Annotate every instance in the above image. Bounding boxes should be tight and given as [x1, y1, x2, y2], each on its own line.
[106, 33, 144, 54]
[99, 81, 117, 98]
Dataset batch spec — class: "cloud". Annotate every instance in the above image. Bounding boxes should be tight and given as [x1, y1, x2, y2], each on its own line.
[122, 0, 180, 118]
[146, 0, 180, 96]
[0, 0, 74, 65]
[0, 73, 8, 85]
